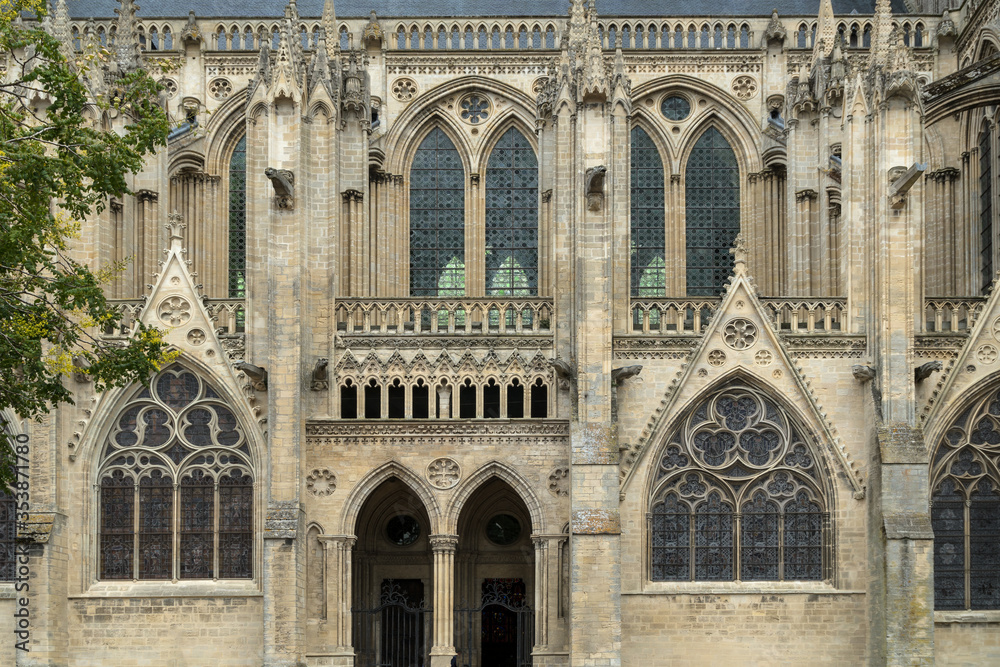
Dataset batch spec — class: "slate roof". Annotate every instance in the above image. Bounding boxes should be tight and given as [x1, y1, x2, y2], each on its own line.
[66, 0, 911, 20]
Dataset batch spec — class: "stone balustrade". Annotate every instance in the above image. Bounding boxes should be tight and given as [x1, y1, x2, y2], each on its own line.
[104, 298, 246, 336]
[924, 297, 986, 333]
[335, 298, 553, 335]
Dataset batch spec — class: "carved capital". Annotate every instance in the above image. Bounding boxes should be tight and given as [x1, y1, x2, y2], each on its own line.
[429, 534, 459, 553]
[135, 189, 159, 203]
[342, 188, 364, 203]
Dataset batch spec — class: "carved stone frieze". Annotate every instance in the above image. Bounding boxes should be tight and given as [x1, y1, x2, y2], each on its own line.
[337, 335, 554, 350]
[780, 334, 867, 359]
[612, 336, 699, 360]
[306, 419, 570, 449]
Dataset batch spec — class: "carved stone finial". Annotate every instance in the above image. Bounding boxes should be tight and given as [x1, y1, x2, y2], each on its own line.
[729, 234, 748, 275]
[763, 9, 786, 46]
[113, 0, 142, 72]
[852, 365, 876, 382]
[166, 210, 185, 250]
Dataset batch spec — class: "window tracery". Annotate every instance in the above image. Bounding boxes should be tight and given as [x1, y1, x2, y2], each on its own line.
[981, 123, 994, 293]
[228, 135, 247, 298]
[650, 384, 826, 582]
[410, 128, 466, 297]
[630, 127, 665, 297]
[931, 386, 1000, 610]
[486, 128, 538, 297]
[98, 365, 254, 580]
[685, 127, 740, 296]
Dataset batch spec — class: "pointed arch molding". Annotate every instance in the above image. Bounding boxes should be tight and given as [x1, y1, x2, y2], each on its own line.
[445, 460, 545, 535]
[384, 76, 538, 175]
[630, 74, 762, 175]
[340, 461, 443, 535]
[620, 267, 865, 500]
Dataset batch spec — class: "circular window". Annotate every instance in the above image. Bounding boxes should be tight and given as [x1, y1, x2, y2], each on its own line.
[386, 515, 421, 546]
[660, 95, 691, 121]
[459, 94, 491, 124]
[485, 514, 521, 546]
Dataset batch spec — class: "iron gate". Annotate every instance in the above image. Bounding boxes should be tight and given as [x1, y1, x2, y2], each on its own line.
[353, 580, 432, 667]
[455, 580, 533, 667]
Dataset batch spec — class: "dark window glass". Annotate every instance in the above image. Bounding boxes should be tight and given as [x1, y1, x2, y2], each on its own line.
[784, 492, 823, 580]
[388, 381, 406, 418]
[969, 481, 1000, 609]
[341, 383, 358, 419]
[507, 381, 524, 418]
[483, 380, 501, 418]
[932, 478, 966, 610]
[460, 382, 477, 419]
[694, 492, 733, 580]
[138, 471, 173, 579]
[530, 380, 548, 418]
[740, 491, 779, 581]
[100, 471, 134, 579]
[410, 128, 465, 297]
[219, 470, 253, 579]
[981, 127, 993, 292]
[180, 470, 214, 579]
[229, 136, 247, 298]
[661, 96, 690, 121]
[685, 128, 740, 296]
[364, 381, 382, 419]
[486, 128, 538, 296]
[631, 127, 666, 297]
[412, 383, 430, 419]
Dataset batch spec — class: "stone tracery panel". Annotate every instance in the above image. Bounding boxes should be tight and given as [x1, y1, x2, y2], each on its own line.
[97, 364, 254, 581]
[650, 383, 826, 582]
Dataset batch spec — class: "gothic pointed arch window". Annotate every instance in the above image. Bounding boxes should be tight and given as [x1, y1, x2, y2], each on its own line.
[685, 127, 740, 296]
[410, 128, 466, 297]
[931, 386, 1000, 610]
[228, 135, 247, 298]
[97, 365, 254, 580]
[0, 421, 16, 581]
[630, 126, 666, 297]
[485, 127, 538, 297]
[650, 384, 827, 582]
[981, 122, 994, 293]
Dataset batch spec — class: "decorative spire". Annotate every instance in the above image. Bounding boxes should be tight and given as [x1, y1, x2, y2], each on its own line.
[869, 0, 894, 68]
[322, 0, 337, 60]
[763, 8, 787, 46]
[730, 234, 748, 275]
[812, 0, 836, 61]
[51, 0, 72, 60]
[113, 0, 142, 72]
[166, 210, 186, 252]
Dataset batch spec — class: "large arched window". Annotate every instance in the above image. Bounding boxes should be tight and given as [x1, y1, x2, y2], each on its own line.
[631, 126, 665, 297]
[685, 128, 740, 296]
[228, 136, 247, 298]
[931, 386, 1000, 610]
[485, 127, 538, 296]
[981, 123, 993, 293]
[410, 128, 465, 297]
[650, 384, 826, 582]
[0, 422, 15, 581]
[98, 365, 254, 580]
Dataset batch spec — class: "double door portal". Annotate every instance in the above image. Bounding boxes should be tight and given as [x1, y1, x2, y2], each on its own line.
[353, 578, 533, 667]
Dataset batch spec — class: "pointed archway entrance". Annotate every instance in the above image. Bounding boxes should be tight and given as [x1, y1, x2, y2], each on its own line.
[454, 478, 534, 667]
[352, 477, 433, 667]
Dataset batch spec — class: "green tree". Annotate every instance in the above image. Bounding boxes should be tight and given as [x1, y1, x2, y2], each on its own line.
[0, 0, 174, 486]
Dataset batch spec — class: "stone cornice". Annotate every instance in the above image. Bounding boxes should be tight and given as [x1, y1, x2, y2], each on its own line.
[306, 419, 570, 446]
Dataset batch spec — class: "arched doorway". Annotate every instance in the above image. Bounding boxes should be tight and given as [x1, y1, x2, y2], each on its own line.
[352, 477, 433, 667]
[455, 478, 534, 667]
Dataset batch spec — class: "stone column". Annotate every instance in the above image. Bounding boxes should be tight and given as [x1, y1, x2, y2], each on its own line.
[318, 534, 356, 661]
[429, 534, 458, 667]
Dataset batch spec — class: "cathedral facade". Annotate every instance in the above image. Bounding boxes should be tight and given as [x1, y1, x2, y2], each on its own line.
[3, 0, 1000, 664]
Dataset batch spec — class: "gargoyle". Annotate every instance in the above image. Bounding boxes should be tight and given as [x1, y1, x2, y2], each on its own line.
[585, 165, 606, 211]
[612, 365, 642, 385]
[311, 358, 329, 391]
[851, 365, 876, 382]
[235, 362, 268, 391]
[549, 357, 575, 390]
[265, 167, 295, 209]
[915, 360, 942, 383]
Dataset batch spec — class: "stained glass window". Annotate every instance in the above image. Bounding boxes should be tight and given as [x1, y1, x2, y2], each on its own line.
[685, 128, 740, 296]
[631, 127, 665, 297]
[981, 126, 993, 293]
[650, 385, 826, 581]
[486, 128, 538, 296]
[410, 128, 466, 297]
[229, 136, 247, 298]
[931, 386, 1000, 609]
[0, 488, 14, 581]
[98, 365, 254, 580]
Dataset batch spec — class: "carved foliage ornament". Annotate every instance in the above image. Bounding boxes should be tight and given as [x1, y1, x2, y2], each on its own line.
[306, 468, 336, 496]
